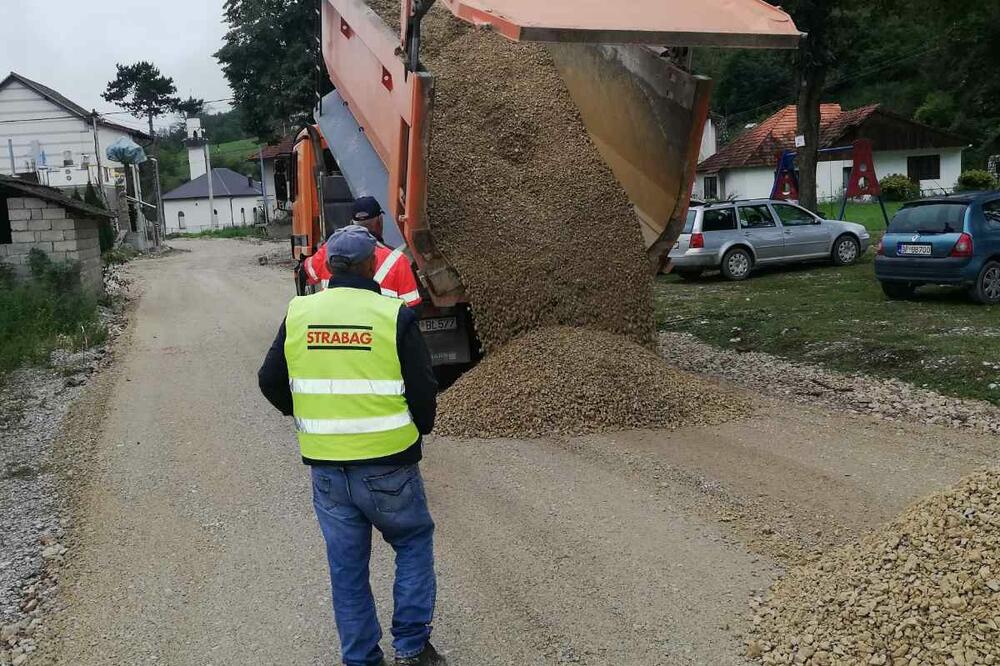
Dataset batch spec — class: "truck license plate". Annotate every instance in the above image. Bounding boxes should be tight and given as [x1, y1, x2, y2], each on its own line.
[419, 317, 458, 333]
[898, 243, 932, 256]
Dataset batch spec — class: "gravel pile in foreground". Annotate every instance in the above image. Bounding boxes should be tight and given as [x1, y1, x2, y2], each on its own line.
[659, 332, 1000, 436]
[437, 327, 749, 438]
[748, 469, 1000, 666]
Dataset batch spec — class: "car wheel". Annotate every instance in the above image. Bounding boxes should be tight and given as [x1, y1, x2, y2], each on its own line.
[970, 260, 1000, 305]
[832, 235, 861, 266]
[880, 281, 915, 300]
[675, 268, 704, 281]
[720, 247, 753, 281]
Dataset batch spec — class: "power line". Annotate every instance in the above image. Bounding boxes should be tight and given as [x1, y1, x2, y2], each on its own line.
[718, 44, 942, 125]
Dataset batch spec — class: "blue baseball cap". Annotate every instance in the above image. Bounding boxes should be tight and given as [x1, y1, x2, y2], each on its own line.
[352, 196, 383, 221]
[326, 224, 376, 263]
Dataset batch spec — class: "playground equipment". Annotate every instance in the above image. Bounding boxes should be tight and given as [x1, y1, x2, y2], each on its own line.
[771, 138, 890, 226]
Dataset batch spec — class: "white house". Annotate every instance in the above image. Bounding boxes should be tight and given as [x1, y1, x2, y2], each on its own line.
[695, 104, 966, 202]
[0, 72, 150, 205]
[162, 168, 264, 234]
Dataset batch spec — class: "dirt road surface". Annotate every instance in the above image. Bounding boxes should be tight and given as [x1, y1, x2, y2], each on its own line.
[37, 239, 998, 665]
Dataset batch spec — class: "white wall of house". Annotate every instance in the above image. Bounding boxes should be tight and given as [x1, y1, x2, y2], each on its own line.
[164, 195, 264, 234]
[698, 119, 718, 164]
[695, 147, 965, 202]
[0, 78, 136, 199]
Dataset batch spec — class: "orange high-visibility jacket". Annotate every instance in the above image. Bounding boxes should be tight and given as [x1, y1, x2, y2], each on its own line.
[302, 244, 423, 307]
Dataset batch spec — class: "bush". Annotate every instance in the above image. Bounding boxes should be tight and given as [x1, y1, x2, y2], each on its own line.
[171, 225, 266, 239]
[102, 246, 138, 265]
[0, 250, 105, 377]
[880, 174, 920, 202]
[955, 170, 999, 192]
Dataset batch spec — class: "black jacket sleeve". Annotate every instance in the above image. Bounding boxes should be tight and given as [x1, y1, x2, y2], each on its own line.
[397, 307, 438, 435]
[258, 319, 293, 416]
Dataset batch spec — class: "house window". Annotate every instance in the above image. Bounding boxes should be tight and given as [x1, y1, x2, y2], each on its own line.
[703, 176, 719, 200]
[62, 150, 73, 167]
[177, 211, 186, 229]
[241, 208, 246, 224]
[907, 155, 940, 182]
[843, 166, 853, 189]
[0, 196, 11, 244]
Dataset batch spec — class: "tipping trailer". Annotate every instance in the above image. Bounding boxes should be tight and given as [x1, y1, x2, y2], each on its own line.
[287, 0, 800, 372]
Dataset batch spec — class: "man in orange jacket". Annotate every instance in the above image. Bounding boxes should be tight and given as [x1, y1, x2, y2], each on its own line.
[302, 197, 423, 308]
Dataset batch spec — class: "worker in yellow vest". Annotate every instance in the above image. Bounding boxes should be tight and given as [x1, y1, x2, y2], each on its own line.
[258, 224, 443, 666]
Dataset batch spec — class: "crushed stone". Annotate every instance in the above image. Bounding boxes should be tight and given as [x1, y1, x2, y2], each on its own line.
[366, 0, 654, 352]
[659, 332, 1000, 436]
[748, 469, 1000, 666]
[436, 326, 749, 438]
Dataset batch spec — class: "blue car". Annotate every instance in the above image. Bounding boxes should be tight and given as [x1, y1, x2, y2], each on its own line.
[875, 191, 1000, 304]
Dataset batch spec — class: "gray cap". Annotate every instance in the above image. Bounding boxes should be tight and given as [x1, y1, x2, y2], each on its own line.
[325, 224, 376, 264]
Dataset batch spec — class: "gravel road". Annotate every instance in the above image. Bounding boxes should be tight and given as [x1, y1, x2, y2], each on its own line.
[32, 239, 1000, 665]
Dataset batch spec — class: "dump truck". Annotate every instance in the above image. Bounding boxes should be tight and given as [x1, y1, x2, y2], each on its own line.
[284, 0, 800, 373]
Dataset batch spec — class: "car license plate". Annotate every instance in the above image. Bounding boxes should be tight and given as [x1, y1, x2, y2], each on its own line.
[419, 317, 458, 333]
[898, 243, 932, 256]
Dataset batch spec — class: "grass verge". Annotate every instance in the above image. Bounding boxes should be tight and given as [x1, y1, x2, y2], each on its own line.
[0, 250, 106, 378]
[656, 206, 999, 405]
[167, 225, 265, 240]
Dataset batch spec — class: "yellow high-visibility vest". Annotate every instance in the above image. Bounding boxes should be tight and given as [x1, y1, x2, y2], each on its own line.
[284, 287, 418, 461]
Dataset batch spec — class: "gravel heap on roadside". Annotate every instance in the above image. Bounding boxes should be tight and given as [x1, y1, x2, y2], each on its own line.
[436, 327, 749, 438]
[366, 0, 655, 352]
[659, 332, 1000, 436]
[747, 469, 1000, 666]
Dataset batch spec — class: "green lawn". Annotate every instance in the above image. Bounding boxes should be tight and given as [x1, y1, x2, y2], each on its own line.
[167, 226, 265, 239]
[656, 204, 1000, 405]
[816, 200, 902, 235]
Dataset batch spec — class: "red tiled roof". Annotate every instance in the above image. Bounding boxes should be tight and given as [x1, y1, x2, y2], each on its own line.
[699, 103, 879, 173]
[249, 136, 295, 161]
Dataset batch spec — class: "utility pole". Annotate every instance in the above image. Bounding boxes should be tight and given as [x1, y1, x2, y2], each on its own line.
[258, 146, 270, 225]
[6, 139, 15, 174]
[89, 111, 108, 205]
[151, 157, 165, 237]
[204, 141, 215, 228]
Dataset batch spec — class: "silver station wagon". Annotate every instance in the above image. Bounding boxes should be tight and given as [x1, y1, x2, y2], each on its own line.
[668, 199, 872, 280]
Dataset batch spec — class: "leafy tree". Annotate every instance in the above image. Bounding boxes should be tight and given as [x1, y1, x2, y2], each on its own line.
[176, 96, 207, 119]
[102, 62, 180, 138]
[216, 0, 331, 140]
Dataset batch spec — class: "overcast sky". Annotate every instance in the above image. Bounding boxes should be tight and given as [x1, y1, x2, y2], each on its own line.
[0, 0, 234, 131]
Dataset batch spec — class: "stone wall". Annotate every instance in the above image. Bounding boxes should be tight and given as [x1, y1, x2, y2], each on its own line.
[0, 196, 104, 294]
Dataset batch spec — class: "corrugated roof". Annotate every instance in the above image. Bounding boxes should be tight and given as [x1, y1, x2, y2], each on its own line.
[0, 175, 114, 218]
[0, 72, 151, 140]
[249, 136, 295, 161]
[161, 168, 262, 201]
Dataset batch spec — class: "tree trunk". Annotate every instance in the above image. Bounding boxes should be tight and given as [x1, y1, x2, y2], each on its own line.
[796, 64, 826, 213]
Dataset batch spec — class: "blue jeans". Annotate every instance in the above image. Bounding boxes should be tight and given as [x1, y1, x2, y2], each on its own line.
[311, 463, 436, 666]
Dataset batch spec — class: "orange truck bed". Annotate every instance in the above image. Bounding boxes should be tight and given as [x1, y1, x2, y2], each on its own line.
[309, 0, 800, 307]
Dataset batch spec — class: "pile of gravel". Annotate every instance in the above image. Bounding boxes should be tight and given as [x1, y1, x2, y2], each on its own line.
[436, 327, 749, 438]
[748, 469, 1000, 665]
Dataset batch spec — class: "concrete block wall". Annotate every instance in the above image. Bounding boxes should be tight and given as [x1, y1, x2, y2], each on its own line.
[0, 196, 104, 294]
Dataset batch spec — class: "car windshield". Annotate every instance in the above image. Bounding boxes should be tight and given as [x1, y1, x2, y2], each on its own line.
[682, 209, 697, 234]
[888, 203, 967, 234]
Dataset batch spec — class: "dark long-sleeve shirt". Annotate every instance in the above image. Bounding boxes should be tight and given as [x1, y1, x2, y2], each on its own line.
[258, 274, 438, 465]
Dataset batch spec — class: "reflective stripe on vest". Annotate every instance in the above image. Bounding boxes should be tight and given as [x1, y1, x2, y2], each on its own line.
[295, 411, 413, 435]
[373, 247, 405, 284]
[290, 378, 405, 395]
[284, 287, 418, 462]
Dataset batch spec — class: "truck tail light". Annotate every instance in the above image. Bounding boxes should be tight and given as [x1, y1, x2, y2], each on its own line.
[689, 232, 705, 249]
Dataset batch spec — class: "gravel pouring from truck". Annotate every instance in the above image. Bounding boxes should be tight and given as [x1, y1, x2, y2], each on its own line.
[286, 0, 801, 372]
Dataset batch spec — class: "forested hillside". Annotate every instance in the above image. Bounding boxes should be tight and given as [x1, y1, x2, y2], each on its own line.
[695, 0, 999, 168]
